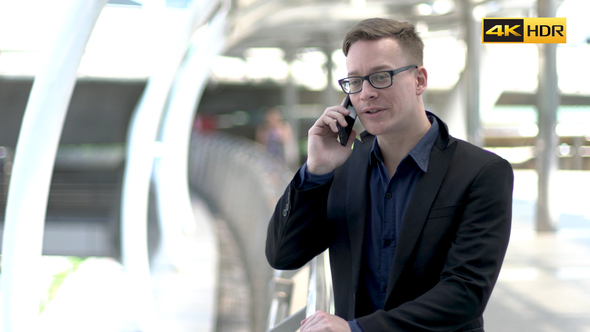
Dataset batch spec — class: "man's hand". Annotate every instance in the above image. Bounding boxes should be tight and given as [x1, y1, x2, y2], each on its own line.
[306, 104, 356, 175]
[301, 310, 351, 332]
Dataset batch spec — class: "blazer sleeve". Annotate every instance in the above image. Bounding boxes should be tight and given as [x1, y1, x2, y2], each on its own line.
[265, 172, 334, 270]
[357, 157, 514, 331]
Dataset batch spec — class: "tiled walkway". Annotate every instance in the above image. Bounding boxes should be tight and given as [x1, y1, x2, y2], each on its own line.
[484, 231, 590, 332]
[149, 195, 220, 332]
[25, 170, 590, 332]
[484, 170, 590, 332]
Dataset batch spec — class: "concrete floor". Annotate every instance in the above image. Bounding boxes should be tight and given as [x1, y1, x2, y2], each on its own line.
[17, 170, 589, 332]
[484, 170, 590, 332]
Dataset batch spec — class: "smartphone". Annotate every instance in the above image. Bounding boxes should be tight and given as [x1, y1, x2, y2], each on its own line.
[337, 95, 357, 146]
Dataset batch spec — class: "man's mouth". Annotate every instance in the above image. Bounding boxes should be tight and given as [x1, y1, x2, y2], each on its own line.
[366, 109, 382, 114]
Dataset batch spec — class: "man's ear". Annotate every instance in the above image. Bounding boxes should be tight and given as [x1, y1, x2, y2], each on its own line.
[415, 66, 427, 95]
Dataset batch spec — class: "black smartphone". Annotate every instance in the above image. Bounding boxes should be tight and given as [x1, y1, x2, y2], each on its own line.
[337, 95, 357, 146]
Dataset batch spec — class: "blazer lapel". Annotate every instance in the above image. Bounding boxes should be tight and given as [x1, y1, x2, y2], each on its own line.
[385, 115, 457, 301]
[346, 132, 374, 296]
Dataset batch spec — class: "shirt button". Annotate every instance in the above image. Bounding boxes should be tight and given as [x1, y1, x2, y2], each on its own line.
[384, 239, 391, 246]
[385, 193, 392, 199]
[382, 285, 388, 292]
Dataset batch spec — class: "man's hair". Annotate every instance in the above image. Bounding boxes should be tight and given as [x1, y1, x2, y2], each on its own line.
[342, 18, 424, 66]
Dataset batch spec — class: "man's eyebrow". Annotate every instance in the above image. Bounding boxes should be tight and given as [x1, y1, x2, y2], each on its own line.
[347, 65, 394, 76]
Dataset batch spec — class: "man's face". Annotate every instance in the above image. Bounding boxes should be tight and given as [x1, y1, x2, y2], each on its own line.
[345, 38, 425, 139]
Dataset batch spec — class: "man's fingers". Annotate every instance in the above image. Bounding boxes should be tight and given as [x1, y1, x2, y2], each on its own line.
[309, 116, 335, 136]
[306, 104, 356, 175]
[301, 310, 323, 327]
[325, 108, 350, 127]
[310, 113, 338, 135]
[301, 310, 351, 332]
[321, 115, 340, 133]
[309, 105, 352, 137]
[300, 312, 315, 327]
[318, 106, 349, 122]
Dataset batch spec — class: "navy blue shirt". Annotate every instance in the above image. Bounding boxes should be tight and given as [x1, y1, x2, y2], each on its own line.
[297, 114, 439, 332]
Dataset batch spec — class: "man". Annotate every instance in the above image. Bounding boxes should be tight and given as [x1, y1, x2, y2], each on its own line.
[266, 18, 513, 332]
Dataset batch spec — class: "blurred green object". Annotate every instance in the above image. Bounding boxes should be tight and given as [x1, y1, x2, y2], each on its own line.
[39, 256, 85, 314]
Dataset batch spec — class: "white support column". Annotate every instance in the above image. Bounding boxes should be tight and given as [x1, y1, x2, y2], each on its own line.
[323, 45, 339, 108]
[153, 7, 227, 273]
[282, 46, 301, 170]
[462, 0, 483, 147]
[535, 0, 560, 233]
[119, 0, 221, 330]
[0, 1, 107, 331]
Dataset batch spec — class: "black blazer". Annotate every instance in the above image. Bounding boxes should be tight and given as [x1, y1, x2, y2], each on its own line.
[266, 113, 513, 331]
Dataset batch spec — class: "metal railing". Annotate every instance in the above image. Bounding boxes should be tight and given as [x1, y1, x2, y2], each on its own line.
[187, 131, 334, 332]
[267, 251, 335, 332]
[188, 131, 294, 332]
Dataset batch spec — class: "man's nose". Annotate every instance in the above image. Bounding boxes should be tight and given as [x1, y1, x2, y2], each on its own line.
[360, 80, 377, 100]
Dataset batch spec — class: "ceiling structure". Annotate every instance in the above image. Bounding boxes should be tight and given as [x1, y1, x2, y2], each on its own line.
[222, 0, 539, 58]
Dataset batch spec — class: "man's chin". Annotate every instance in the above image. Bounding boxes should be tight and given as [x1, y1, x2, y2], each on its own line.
[363, 125, 386, 137]
[357, 120, 377, 136]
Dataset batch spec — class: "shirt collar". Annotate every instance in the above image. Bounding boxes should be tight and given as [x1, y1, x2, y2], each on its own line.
[370, 113, 439, 173]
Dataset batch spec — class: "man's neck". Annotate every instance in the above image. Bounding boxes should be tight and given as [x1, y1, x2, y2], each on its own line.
[376, 112, 432, 177]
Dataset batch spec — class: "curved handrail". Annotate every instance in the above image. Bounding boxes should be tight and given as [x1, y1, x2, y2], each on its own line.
[188, 131, 293, 332]
[187, 131, 334, 332]
[267, 251, 334, 332]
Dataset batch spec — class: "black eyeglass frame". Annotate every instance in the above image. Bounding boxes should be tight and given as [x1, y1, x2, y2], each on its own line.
[338, 65, 418, 94]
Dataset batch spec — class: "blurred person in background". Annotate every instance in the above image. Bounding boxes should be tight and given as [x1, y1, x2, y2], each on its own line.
[256, 106, 298, 169]
[266, 18, 514, 332]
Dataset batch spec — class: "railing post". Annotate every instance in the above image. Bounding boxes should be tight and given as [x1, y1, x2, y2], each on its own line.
[306, 252, 332, 317]
[266, 276, 294, 329]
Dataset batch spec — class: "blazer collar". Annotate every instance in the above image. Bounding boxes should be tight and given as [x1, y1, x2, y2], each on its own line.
[345, 111, 455, 305]
[385, 112, 457, 303]
[346, 132, 374, 296]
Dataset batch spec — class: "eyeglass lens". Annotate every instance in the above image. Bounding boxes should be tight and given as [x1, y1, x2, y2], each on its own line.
[344, 72, 391, 93]
[339, 65, 417, 94]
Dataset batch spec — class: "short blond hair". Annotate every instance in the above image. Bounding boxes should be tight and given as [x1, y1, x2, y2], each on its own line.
[342, 18, 424, 66]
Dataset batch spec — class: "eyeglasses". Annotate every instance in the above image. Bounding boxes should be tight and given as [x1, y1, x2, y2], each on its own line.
[338, 65, 418, 94]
